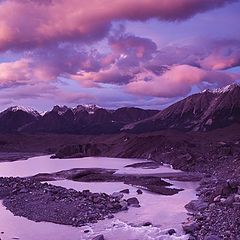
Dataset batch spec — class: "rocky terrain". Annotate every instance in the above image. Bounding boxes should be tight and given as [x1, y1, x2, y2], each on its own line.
[0, 126, 239, 239]
[183, 177, 240, 240]
[30, 168, 184, 195]
[0, 85, 240, 239]
[125, 84, 240, 133]
[0, 177, 143, 227]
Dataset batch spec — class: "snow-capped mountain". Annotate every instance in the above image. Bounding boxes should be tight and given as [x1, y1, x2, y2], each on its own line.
[1, 106, 41, 118]
[14, 105, 158, 134]
[124, 84, 240, 132]
[0, 84, 239, 134]
[202, 83, 239, 94]
[73, 104, 101, 114]
[0, 105, 40, 133]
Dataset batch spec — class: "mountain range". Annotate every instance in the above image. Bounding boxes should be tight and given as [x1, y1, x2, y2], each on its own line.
[0, 105, 158, 134]
[0, 84, 239, 134]
[125, 84, 240, 133]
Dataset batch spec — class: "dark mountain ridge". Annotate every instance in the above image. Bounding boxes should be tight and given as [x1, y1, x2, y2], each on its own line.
[0, 84, 240, 134]
[124, 84, 240, 133]
[0, 105, 158, 134]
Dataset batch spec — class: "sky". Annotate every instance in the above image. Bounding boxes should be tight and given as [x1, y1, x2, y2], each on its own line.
[0, 0, 240, 111]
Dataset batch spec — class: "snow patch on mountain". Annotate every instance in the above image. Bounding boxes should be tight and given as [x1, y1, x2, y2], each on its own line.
[52, 105, 70, 115]
[4, 106, 40, 117]
[73, 104, 101, 114]
[202, 83, 240, 94]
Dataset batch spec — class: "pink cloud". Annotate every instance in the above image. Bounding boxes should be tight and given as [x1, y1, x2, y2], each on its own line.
[72, 65, 132, 86]
[0, 57, 59, 87]
[0, 59, 33, 87]
[0, 0, 236, 51]
[109, 33, 157, 60]
[126, 65, 239, 98]
[0, 81, 94, 108]
[199, 40, 240, 70]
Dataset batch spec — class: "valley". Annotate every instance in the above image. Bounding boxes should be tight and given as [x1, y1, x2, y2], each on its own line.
[0, 85, 240, 239]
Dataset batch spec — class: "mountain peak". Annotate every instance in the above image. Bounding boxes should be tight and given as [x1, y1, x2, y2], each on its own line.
[4, 106, 40, 117]
[74, 104, 101, 114]
[126, 83, 240, 133]
[52, 105, 70, 115]
[202, 83, 240, 94]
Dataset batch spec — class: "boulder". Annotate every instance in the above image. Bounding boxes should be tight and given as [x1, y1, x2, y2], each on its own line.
[127, 197, 140, 207]
[168, 229, 176, 235]
[213, 195, 221, 202]
[107, 214, 114, 219]
[185, 200, 208, 212]
[142, 222, 152, 226]
[111, 192, 124, 200]
[120, 189, 130, 194]
[182, 221, 200, 234]
[234, 194, 240, 202]
[92, 235, 104, 240]
[119, 200, 128, 210]
[137, 189, 143, 194]
[224, 195, 235, 205]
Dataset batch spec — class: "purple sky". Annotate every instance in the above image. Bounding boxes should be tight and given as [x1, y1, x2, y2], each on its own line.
[0, 0, 239, 111]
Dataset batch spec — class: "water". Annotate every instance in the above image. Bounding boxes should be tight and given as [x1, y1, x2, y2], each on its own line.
[0, 155, 180, 177]
[0, 155, 198, 240]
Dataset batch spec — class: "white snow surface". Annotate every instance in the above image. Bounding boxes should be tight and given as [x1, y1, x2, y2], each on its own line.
[202, 83, 239, 94]
[4, 106, 40, 117]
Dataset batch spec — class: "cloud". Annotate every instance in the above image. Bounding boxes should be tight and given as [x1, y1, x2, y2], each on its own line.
[126, 64, 239, 98]
[1, 28, 240, 108]
[0, 81, 94, 109]
[0, 0, 237, 51]
[146, 39, 240, 72]
[199, 40, 240, 70]
[109, 31, 157, 61]
[0, 57, 60, 88]
[72, 65, 133, 86]
[0, 59, 33, 87]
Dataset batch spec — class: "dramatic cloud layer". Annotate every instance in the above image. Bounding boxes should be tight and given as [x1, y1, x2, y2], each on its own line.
[0, 0, 239, 110]
[0, 0, 236, 51]
[127, 65, 239, 97]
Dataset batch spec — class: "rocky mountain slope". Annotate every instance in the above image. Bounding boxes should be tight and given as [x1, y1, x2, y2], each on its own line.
[0, 106, 41, 133]
[124, 84, 240, 133]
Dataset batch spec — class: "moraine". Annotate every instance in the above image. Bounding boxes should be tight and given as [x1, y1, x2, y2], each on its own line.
[0, 155, 199, 240]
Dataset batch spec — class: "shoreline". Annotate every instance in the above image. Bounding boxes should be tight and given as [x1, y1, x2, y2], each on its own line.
[0, 177, 138, 227]
[0, 154, 198, 239]
[0, 126, 239, 239]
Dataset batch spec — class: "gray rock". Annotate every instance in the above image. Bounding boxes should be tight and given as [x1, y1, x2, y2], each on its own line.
[204, 235, 221, 240]
[234, 194, 240, 202]
[168, 229, 176, 235]
[213, 195, 221, 202]
[19, 187, 28, 193]
[120, 189, 130, 194]
[119, 200, 128, 210]
[182, 221, 200, 234]
[137, 189, 143, 194]
[224, 194, 235, 205]
[92, 235, 104, 240]
[185, 200, 208, 212]
[111, 192, 124, 200]
[233, 202, 240, 209]
[188, 237, 197, 240]
[142, 222, 152, 226]
[127, 197, 140, 207]
[107, 214, 114, 219]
